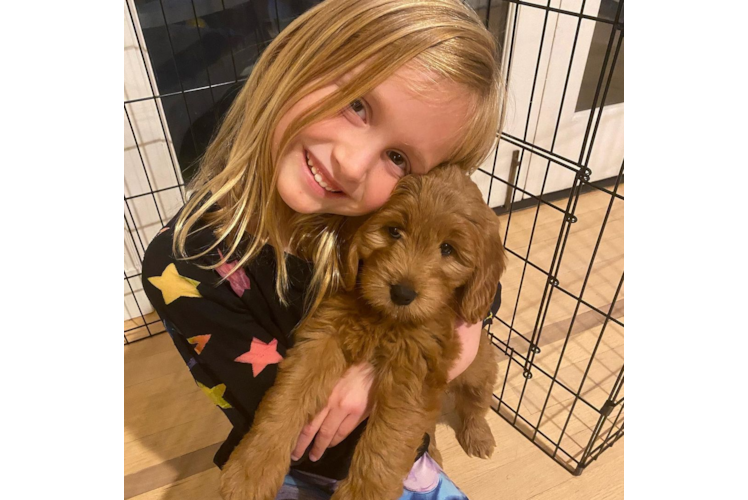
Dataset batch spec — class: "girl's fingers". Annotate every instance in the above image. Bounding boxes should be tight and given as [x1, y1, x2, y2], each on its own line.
[308, 409, 347, 462]
[329, 412, 364, 447]
[291, 406, 329, 461]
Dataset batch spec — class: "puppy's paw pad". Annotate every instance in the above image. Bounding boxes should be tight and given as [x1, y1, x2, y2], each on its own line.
[456, 419, 496, 459]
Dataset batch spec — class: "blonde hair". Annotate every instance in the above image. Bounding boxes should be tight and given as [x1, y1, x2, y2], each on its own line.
[173, 0, 505, 315]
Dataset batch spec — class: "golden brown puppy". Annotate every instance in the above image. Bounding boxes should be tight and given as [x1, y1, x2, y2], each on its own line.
[220, 165, 506, 500]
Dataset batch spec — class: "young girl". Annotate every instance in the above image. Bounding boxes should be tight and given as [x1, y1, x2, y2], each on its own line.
[141, 0, 505, 497]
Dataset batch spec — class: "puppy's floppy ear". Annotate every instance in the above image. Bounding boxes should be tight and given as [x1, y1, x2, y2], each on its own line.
[341, 217, 368, 292]
[343, 234, 361, 291]
[458, 208, 506, 325]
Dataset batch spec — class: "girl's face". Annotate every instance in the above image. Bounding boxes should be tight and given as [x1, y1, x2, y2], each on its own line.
[273, 64, 473, 216]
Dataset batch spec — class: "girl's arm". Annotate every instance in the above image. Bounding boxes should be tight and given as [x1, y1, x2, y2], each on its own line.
[447, 319, 483, 381]
[447, 280, 503, 380]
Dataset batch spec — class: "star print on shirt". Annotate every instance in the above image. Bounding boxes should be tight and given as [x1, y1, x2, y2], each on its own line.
[197, 381, 232, 409]
[187, 334, 211, 354]
[215, 249, 251, 297]
[235, 338, 283, 377]
[148, 263, 202, 305]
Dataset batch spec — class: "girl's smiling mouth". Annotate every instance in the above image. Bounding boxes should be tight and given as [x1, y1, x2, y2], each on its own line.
[304, 149, 345, 195]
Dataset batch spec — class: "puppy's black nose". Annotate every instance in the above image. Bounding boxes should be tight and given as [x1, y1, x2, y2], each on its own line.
[390, 284, 417, 306]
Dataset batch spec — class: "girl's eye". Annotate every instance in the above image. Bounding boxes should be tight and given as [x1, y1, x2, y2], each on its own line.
[347, 99, 408, 172]
[387, 151, 407, 170]
[350, 99, 367, 121]
[388, 227, 401, 239]
[440, 243, 454, 257]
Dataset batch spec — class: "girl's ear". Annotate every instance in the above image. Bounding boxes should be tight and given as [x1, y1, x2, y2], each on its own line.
[458, 211, 506, 325]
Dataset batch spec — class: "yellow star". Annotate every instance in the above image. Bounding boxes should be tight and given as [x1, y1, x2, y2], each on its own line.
[148, 263, 202, 305]
[197, 382, 232, 409]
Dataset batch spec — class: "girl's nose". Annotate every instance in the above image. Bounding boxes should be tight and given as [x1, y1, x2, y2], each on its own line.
[331, 139, 379, 187]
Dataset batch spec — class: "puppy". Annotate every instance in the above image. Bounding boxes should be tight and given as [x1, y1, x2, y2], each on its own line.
[220, 165, 506, 500]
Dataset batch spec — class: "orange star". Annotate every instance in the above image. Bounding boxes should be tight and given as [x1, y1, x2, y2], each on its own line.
[187, 334, 211, 354]
[235, 338, 283, 377]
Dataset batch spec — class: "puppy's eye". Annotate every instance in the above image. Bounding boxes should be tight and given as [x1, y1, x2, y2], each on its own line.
[388, 227, 402, 239]
[441, 243, 454, 256]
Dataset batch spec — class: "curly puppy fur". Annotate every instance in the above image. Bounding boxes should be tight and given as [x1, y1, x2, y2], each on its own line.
[220, 165, 506, 500]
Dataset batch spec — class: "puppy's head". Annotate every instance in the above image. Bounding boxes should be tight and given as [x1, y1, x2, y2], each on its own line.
[343, 165, 505, 325]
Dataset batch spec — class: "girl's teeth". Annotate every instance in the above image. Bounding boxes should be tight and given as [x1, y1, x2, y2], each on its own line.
[314, 174, 327, 187]
[305, 151, 341, 193]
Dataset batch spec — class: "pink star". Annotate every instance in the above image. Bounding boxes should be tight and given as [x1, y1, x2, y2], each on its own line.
[235, 338, 283, 377]
[216, 249, 251, 297]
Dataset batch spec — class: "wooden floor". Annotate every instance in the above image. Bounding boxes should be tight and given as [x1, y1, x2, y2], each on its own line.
[124, 184, 624, 499]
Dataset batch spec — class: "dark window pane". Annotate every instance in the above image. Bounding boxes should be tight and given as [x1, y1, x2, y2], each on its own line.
[575, 0, 624, 112]
[134, 0, 324, 181]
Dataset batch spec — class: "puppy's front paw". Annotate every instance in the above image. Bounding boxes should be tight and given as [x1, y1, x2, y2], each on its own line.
[456, 417, 495, 458]
[219, 459, 256, 500]
[330, 481, 355, 500]
[219, 444, 288, 500]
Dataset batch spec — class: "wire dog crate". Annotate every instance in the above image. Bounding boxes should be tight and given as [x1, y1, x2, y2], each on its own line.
[124, 0, 623, 477]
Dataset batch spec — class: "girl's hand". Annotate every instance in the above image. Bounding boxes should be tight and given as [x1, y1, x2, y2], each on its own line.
[448, 318, 483, 381]
[291, 361, 376, 462]
[290, 320, 481, 462]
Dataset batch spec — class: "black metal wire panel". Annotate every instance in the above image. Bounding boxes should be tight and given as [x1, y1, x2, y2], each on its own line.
[123, 0, 623, 475]
[477, 0, 624, 475]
